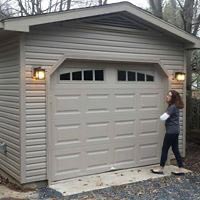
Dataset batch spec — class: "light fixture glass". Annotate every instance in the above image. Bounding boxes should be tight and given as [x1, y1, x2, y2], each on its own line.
[175, 72, 185, 81]
[33, 67, 45, 80]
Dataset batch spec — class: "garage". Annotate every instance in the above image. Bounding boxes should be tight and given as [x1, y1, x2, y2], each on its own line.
[50, 61, 165, 181]
[1, 1, 197, 186]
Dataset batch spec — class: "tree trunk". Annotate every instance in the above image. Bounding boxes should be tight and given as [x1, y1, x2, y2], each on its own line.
[186, 50, 193, 134]
[103, 0, 107, 5]
[67, 0, 71, 10]
[182, 0, 194, 33]
[193, 14, 200, 35]
[149, 0, 163, 18]
[59, 0, 63, 11]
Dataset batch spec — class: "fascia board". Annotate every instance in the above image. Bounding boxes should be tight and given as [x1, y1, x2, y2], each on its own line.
[3, 3, 128, 32]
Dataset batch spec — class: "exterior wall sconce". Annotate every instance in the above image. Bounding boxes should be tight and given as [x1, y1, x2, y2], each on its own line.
[33, 67, 46, 80]
[175, 72, 186, 81]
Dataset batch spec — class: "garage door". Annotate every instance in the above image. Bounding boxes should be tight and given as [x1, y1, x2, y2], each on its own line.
[50, 61, 165, 182]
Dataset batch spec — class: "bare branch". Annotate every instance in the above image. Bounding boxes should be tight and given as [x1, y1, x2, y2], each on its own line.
[175, 0, 183, 9]
[17, 0, 29, 16]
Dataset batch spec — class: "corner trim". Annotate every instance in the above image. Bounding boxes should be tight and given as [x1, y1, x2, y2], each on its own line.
[19, 33, 27, 184]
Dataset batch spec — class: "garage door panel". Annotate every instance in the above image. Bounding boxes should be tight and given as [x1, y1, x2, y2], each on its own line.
[139, 92, 161, 109]
[86, 122, 111, 142]
[138, 134, 160, 144]
[113, 137, 137, 149]
[113, 138, 137, 167]
[114, 93, 136, 111]
[52, 147, 83, 180]
[114, 147, 136, 165]
[53, 168, 82, 181]
[85, 112, 110, 123]
[55, 95, 81, 112]
[114, 140, 136, 165]
[85, 139, 112, 148]
[55, 153, 81, 172]
[113, 112, 137, 121]
[138, 143, 160, 165]
[54, 88, 83, 95]
[114, 120, 136, 138]
[86, 94, 110, 112]
[54, 124, 81, 145]
[54, 113, 81, 125]
[138, 111, 160, 120]
[85, 149, 111, 170]
[139, 119, 159, 134]
[84, 143, 112, 175]
[50, 64, 165, 181]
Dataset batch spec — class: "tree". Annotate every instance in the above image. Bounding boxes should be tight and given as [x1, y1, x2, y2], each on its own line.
[149, 0, 164, 18]
[0, 0, 13, 19]
[0, 0, 105, 17]
[98, 0, 107, 5]
[149, 0, 200, 35]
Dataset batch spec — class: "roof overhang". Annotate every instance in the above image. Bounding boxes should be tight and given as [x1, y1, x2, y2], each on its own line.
[1, 1, 200, 48]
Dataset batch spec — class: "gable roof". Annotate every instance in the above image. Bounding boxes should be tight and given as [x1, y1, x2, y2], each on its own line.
[0, 1, 200, 48]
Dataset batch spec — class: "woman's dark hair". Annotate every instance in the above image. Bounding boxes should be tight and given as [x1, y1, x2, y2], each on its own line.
[168, 90, 184, 109]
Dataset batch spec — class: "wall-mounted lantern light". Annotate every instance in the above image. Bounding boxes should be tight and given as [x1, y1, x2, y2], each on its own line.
[175, 72, 186, 81]
[33, 67, 46, 80]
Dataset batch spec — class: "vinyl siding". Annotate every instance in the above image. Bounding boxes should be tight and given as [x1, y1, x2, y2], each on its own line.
[24, 22, 185, 183]
[25, 68, 47, 182]
[0, 37, 20, 181]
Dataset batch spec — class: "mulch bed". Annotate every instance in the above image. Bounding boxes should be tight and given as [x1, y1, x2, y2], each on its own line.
[184, 141, 200, 174]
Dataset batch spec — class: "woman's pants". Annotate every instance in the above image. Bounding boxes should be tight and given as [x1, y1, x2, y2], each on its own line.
[160, 134, 183, 168]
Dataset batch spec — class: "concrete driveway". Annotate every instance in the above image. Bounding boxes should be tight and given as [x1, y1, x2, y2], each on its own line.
[49, 165, 189, 196]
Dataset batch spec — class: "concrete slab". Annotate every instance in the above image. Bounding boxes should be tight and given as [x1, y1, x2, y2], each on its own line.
[50, 165, 191, 196]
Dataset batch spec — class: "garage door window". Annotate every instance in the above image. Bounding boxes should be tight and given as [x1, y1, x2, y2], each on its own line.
[128, 71, 136, 81]
[146, 74, 154, 82]
[118, 70, 154, 82]
[72, 71, 82, 80]
[60, 72, 70, 80]
[60, 69, 104, 81]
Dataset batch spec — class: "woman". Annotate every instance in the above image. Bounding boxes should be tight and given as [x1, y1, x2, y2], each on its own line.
[151, 90, 185, 175]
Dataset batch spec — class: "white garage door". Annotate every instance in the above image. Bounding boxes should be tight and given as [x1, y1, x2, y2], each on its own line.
[50, 61, 165, 182]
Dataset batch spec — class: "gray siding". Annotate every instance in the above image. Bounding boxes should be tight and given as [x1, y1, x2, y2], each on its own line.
[24, 67, 47, 182]
[0, 37, 20, 181]
[24, 23, 185, 183]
